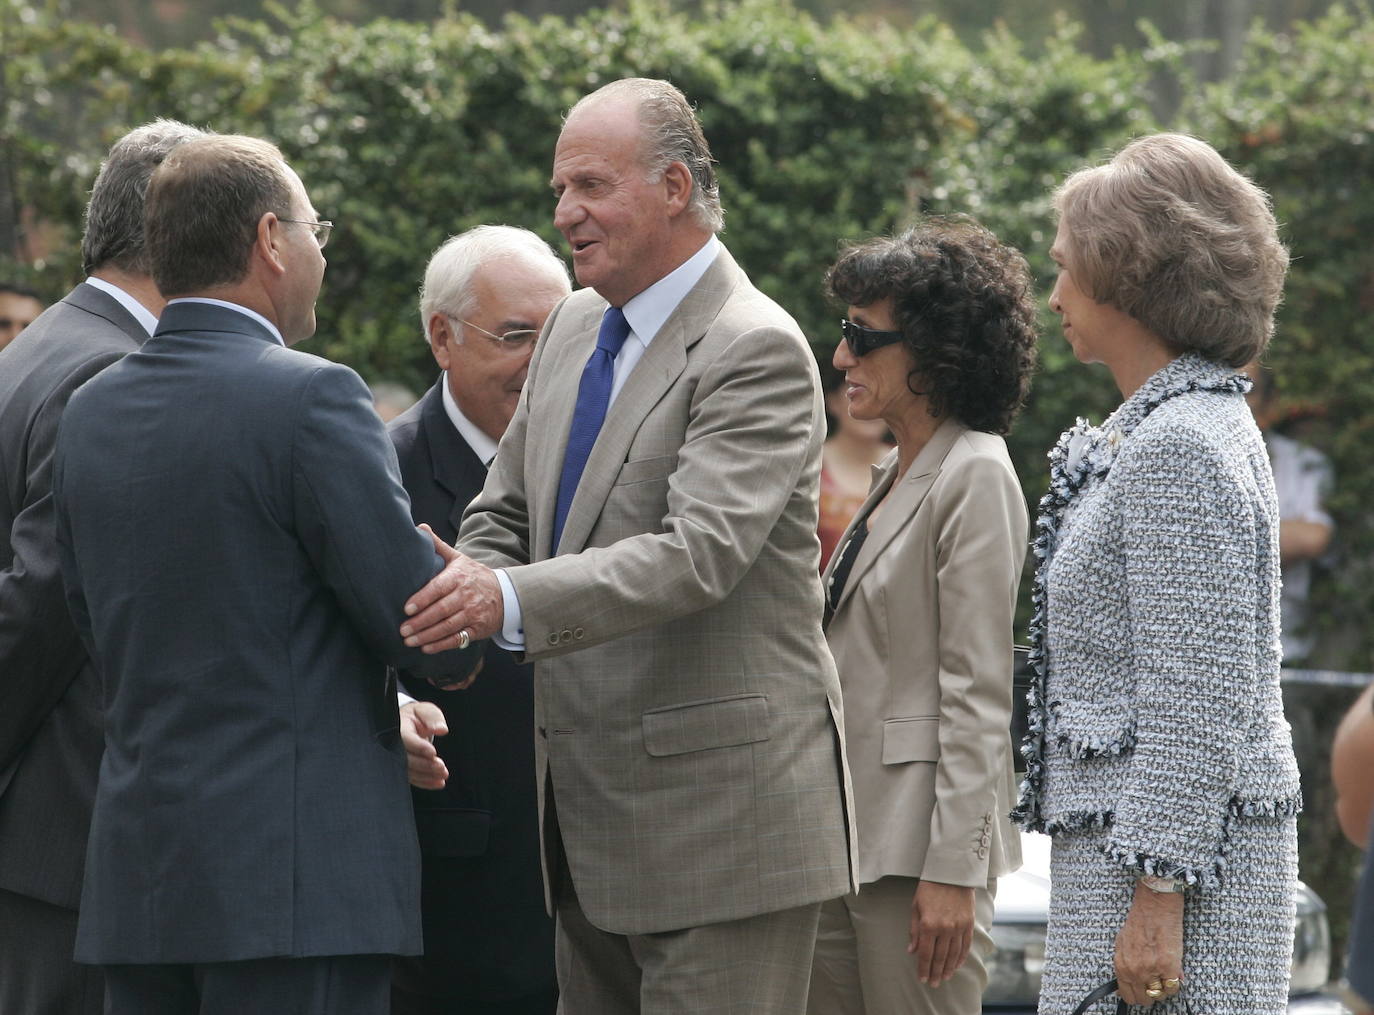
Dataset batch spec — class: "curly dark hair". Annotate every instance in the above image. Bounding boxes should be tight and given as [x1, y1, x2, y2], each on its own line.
[826, 217, 1039, 435]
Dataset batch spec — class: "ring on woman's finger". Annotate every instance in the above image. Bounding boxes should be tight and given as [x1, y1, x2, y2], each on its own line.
[457, 629, 470, 650]
[1163, 977, 1181, 991]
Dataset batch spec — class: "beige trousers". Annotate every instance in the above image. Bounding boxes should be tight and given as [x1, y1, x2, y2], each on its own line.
[808, 875, 996, 1015]
[554, 862, 822, 1015]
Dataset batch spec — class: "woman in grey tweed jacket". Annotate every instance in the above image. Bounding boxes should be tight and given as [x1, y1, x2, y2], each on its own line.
[1013, 133, 1302, 1014]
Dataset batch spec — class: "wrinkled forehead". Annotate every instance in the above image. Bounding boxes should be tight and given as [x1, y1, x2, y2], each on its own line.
[555, 96, 647, 165]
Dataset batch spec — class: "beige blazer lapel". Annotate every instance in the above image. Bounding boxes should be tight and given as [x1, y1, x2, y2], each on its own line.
[554, 250, 741, 555]
[827, 418, 966, 618]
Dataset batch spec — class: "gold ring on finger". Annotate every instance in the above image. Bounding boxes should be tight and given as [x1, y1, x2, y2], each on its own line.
[1146, 987, 1164, 1000]
[1163, 977, 1181, 990]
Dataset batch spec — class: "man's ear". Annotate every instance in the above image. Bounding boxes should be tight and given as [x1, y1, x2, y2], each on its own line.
[256, 212, 287, 276]
[428, 313, 454, 371]
[662, 160, 693, 218]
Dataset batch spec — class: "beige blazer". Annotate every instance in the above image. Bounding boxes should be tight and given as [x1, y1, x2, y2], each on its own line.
[823, 420, 1025, 888]
[458, 246, 855, 935]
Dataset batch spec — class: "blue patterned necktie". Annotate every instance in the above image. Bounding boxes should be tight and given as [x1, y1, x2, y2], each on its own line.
[552, 306, 631, 552]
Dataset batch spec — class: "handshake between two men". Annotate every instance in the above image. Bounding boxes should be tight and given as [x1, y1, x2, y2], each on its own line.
[397, 526, 507, 793]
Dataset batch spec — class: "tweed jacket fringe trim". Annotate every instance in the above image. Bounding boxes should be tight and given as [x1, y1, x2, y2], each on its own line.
[1011, 354, 1301, 889]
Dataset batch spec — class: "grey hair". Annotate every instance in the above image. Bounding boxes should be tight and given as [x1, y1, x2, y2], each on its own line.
[419, 225, 571, 343]
[571, 78, 724, 234]
[1053, 132, 1288, 367]
[82, 119, 210, 276]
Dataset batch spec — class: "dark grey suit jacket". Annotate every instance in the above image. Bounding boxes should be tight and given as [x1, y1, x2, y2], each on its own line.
[52, 301, 478, 964]
[0, 282, 147, 913]
[388, 382, 555, 1004]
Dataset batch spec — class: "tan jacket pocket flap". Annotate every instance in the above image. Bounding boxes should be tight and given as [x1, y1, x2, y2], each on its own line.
[642, 693, 770, 757]
[882, 716, 940, 764]
[615, 454, 678, 486]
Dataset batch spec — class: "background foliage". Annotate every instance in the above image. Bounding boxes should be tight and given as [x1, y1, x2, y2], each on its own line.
[3, 0, 1372, 971]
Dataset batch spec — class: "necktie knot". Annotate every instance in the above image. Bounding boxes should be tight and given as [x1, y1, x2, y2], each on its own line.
[596, 306, 631, 356]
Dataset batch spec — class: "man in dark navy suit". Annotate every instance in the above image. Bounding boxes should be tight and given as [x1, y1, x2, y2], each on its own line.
[51, 134, 481, 1015]
[0, 119, 206, 1015]
[390, 225, 570, 1015]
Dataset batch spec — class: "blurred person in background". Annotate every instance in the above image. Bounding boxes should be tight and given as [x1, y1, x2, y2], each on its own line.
[1333, 679, 1374, 1013]
[372, 379, 420, 422]
[390, 223, 570, 1015]
[1013, 133, 1300, 1014]
[809, 218, 1036, 1015]
[0, 281, 45, 350]
[0, 119, 205, 1015]
[817, 361, 891, 571]
[1243, 361, 1334, 664]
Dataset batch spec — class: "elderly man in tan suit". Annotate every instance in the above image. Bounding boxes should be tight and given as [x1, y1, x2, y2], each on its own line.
[400, 78, 853, 1014]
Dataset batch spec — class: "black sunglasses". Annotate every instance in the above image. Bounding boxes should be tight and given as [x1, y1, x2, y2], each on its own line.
[839, 318, 905, 357]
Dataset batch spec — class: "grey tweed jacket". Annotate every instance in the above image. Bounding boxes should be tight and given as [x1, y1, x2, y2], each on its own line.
[1015, 354, 1301, 887]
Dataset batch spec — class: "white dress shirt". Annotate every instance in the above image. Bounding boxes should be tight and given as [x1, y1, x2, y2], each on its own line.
[84, 276, 158, 336]
[441, 374, 500, 466]
[492, 236, 722, 650]
[1265, 429, 1335, 660]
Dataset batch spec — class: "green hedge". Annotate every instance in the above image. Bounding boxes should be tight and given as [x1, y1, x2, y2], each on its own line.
[4, 0, 1372, 963]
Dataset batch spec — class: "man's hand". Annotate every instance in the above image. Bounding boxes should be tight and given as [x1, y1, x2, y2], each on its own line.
[400, 701, 449, 790]
[401, 524, 504, 653]
[908, 880, 975, 986]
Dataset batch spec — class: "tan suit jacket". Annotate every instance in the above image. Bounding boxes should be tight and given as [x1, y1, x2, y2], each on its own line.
[458, 246, 855, 935]
[823, 420, 1024, 888]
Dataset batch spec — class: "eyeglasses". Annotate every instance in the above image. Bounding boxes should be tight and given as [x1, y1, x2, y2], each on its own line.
[840, 318, 905, 357]
[453, 318, 540, 352]
[278, 218, 334, 249]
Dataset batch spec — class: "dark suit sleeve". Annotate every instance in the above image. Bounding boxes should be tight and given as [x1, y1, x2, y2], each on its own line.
[290, 364, 481, 680]
[0, 352, 121, 772]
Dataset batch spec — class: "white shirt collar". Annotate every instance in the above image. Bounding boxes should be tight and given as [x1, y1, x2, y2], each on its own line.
[83, 276, 158, 336]
[440, 374, 500, 466]
[619, 235, 720, 350]
[164, 298, 286, 347]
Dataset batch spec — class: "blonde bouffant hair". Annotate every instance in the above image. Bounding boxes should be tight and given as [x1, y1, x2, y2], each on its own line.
[1053, 133, 1288, 367]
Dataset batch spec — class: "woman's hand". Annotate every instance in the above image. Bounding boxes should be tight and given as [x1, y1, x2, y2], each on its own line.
[908, 880, 975, 986]
[1115, 882, 1184, 1005]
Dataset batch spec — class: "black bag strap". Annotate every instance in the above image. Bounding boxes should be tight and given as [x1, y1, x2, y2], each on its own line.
[1071, 978, 1130, 1015]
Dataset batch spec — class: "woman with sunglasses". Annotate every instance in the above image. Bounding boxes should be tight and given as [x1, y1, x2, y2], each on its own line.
[809, 217, 1038, 1014]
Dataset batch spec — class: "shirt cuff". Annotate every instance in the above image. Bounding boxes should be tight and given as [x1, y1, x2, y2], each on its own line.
[494, 568, 526, 651]
[397, 688, 417, 708]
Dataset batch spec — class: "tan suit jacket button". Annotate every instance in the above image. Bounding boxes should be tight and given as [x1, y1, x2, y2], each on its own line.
[547, 632, 560, 647]
[573, 627, 585, 640]
[560, 629, 574, 644]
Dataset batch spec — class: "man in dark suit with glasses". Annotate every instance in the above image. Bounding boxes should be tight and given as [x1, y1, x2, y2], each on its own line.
[390, 224, 570, 1014]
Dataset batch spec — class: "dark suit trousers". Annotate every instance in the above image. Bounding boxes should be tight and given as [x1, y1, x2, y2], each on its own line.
[102, 954, 390, 1015]
[0, 888, 103, 1015]
[390, 981, 558, 1015]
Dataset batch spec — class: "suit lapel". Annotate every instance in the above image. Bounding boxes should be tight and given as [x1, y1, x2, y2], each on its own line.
[552, 249, 742, 556]
[416, 383, 487, 535]
[828, 418, 966, 618]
